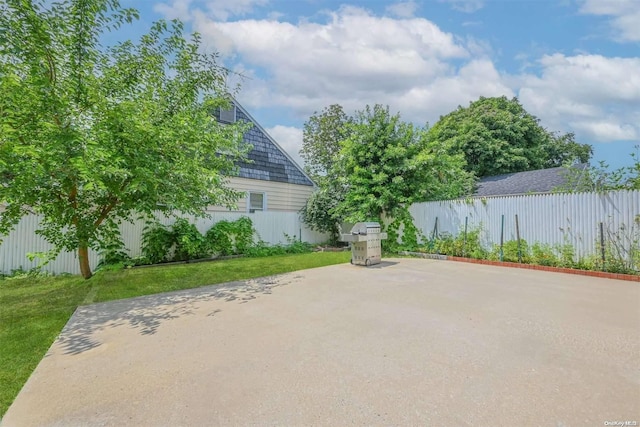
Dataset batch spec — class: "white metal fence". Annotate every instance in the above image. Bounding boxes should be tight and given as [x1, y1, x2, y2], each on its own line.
[4, 191, 638, 275]
[409, 190, 640, 259]
[0, 211, 328, 275]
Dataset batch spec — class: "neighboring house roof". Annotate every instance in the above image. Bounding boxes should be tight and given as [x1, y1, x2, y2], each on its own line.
[220, 102, 314, 187]
[473, 164, 587, 197]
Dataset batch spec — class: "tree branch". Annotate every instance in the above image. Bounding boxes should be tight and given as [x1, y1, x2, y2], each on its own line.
[94, 196, 118, 228]
[93, 177, 131, 227]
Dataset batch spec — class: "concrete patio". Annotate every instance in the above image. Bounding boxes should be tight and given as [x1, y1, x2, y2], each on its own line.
[2, 258, 639, 426]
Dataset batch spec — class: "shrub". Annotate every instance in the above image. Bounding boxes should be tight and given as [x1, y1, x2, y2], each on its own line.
[172, 218, 209, 261]
[489, 239, 531, 263]
[425, 226, 487, 259]
[383, 210, 422, 253]
[141, 222, 174, 264]
[433, 232, 459, 255]
[245, 234, 314, 257]
[204, 216, 255, 256]
[531, 243, 559, 266]
[555, 242, 576, 268]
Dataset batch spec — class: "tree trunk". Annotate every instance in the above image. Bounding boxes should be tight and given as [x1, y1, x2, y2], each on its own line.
[78, 245, 92, 279]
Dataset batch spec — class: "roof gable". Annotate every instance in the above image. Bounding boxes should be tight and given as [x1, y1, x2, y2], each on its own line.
[220, 102, 313, 187]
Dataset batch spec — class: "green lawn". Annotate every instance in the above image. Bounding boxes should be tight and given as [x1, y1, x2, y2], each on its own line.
[0, 251, 350, 417]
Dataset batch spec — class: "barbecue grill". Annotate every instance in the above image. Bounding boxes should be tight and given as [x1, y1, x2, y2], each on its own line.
[340, 222, 388, 266]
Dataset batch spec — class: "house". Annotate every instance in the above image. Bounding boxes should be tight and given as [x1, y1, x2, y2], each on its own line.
[473, 164, 588, 197]
[212, 101, 315, 213]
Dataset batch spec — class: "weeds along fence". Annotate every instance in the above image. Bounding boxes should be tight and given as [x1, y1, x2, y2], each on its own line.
[0, 211, 328, 276]
[409, 190, 640, 262]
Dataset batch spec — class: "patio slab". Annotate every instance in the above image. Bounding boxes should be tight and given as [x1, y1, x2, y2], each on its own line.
[2, 258, 639, 426]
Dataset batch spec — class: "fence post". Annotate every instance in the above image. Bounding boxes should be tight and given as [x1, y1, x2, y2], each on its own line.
[432, 217, 439, 240]
[515, 214, 522, 263]
[599, 222, 606, 271]
[463, 216, 468, 258]
[500, 214, 504, 262]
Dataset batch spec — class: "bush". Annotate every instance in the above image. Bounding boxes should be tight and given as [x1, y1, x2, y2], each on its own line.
[245, 234, 314, 257]
[205, 220, 234, 255]
[490, 239, 530, 263]
[172, 218, 209, 261]
[433, 232, 459, 255]
[531, 243, 559, 266]
[204, 216, 255, 256]
[141, 222, 174, 264]
[555, 242, 576, 268]
[425, 226, 487, 259]
[383, 210, 422, 253]
[97, 235, 132, 269]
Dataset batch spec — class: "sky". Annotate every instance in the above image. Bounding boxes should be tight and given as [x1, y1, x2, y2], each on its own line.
[123, 0, 639, 170]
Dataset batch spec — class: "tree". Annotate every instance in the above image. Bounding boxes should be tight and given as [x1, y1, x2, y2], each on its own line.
[555, 146, 640, 192]
[300, 104, 352, 181]
[428, 96, 593, 177]
[544, 132, 593, 168]
[299, 184, 345, 245]
[299, 105, 352, 243]
[337, 105, 472, 222]
[0, 0, 249, 278]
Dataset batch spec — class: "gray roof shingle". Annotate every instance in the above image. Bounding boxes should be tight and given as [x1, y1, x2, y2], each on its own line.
[217, 102, 314, 187]
[474, 164, 587, 197]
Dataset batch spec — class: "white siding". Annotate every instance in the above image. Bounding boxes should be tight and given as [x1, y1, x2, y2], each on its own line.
[208, 177, 314, 213]
[409, 190, 640, 259]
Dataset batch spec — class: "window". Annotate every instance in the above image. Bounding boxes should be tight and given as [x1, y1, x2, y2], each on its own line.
[248, 192, 266, 213]
[219, 105, 236, 123]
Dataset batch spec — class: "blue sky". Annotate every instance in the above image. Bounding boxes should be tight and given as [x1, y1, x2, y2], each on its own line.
[124, 0, 639, 170]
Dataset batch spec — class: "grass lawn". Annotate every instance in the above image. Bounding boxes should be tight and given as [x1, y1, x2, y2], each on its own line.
[0, 251, 350, 417]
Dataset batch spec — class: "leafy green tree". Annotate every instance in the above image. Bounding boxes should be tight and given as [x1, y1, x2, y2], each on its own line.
[0, 0, 249, 278]
[337, 105, 472, 222]
[429, 96, 592, 177]
[300, 104, 352, 181]
[299, 105, 353, 243]
[299, 185, 344, 245]
[543, 132, 593, 168]
[555, 146, 640, 192]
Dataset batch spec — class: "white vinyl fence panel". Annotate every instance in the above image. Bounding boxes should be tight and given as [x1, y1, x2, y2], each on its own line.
[0, 211, 328, 275]
[409, 190, 640, 259]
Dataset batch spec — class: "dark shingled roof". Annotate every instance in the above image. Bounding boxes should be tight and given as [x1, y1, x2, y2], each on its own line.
[218, 102, 314, 187]
[474, 164, 587, 197]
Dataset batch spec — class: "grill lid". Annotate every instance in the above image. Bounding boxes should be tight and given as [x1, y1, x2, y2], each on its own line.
[350, 222, 381, 235]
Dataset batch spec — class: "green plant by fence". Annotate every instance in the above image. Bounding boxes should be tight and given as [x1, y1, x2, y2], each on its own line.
[404, 190, 640, 275]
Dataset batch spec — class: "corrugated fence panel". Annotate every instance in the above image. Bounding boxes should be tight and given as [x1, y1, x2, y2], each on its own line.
[410, 190, 640, 259]
[0, 215, 100, 275]
[5, 191, 637, 275]
[0, 211, 328, 275]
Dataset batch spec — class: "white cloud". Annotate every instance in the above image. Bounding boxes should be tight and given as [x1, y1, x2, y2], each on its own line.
[386, 1, 419, 18]
[153, 0, 193, 21]
[191, 6, 495, 122]
[154, 0, 268, 22]
[203, 0, 268, 21]
[439, 0, 484, 13]
[579, 0, 636, 15]
[579, 0, 640, 42]
[518, 54, 640, 142]
[153, 1, 639, 162]
[265, 125, 305, 168]
[570, 121, 637, 141]
[393, 59, 514, 124]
